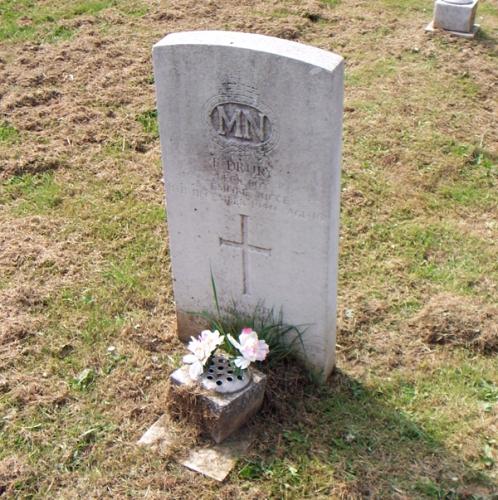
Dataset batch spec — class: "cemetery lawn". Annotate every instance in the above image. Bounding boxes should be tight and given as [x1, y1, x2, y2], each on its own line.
[0, 0, 497, 497]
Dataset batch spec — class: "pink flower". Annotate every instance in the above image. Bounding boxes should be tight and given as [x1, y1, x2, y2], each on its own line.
[227, 328, 269, 369]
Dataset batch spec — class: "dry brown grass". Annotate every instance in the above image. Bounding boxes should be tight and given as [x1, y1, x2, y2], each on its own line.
[411, 292, 498, 353]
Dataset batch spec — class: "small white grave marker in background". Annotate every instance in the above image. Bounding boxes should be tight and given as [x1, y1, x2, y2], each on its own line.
[153, 31, 344, 378]
[426, 0, 479, 38]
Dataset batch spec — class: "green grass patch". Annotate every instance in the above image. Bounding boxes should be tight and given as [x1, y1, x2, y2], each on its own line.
[428, 140, 497, 209]
[455, 73, 481, 98]
[438, 183, 495, 208]
[2, 172, 63, 214]
[347, 57, 398, 87]
[30, 173, 170, 314]
[388, 222, 495, 291]
[0, 0, 70, 42]
[0, 0, 147, 42]
[340, 202, 496, 298]
[321, 0, 341, 7]
[137, 109, 159, 139]
[453, 144, 498, 174]
[480, 0, 498, 17]
[0, 403, 117, 481]
[200, 278, 307, 369]
[45, 24, 75, 42]
[103, 259, 143, 292]
[66, 0, 114, 17]
[79, 308, 127, 345]
[382, 0, 432, 12]
[381, 357, 498, 441]
[102, 137, 134, 156]
[118, 1, 148, 17]
[0, 121, 19, 143]
[413, 478, 456, 498]
[269, 8, 293, 18]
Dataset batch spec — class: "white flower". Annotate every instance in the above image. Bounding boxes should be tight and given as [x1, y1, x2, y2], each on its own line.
[182, 330, 225, 380]
[233, 356, 251, 370]
[183, 353, 205, 379]
[199, 329, 224, 353]
[227, 328, 269, 369]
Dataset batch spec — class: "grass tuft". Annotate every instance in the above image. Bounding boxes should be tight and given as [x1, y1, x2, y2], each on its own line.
[199, 276, 306, 367]
[0, 122, 19, 143]
[137, 109, 159, 138]
[205, 303, 306, 366]
[321, 0, 341, 6]
[2, 173, 63, 214]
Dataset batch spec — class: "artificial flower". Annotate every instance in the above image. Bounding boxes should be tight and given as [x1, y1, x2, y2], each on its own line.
[183, 353, 205, 379]
[183, 336, 210, 379]
[227, 328, 269, 369]
[199, 329, 224, 353]
[182, 330, 225, 379]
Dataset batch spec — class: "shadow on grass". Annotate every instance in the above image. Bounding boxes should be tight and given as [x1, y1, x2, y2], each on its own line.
[475, 27, 497, 51]
[243, 367, 495, 498]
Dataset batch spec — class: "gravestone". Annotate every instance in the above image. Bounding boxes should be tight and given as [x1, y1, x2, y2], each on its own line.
[153, 31, 343, 378]
[426, 0, 479, 38]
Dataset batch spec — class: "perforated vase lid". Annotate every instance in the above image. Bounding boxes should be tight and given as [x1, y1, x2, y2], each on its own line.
[200, 355, 252, 394]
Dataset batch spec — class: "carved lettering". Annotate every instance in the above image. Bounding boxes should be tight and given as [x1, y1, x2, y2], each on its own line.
[169, 172, 324, 222]
[243, 111, 266, 142]
[210, 102, 271, 145]
[211, 156, 271, 179]
[217, 107, 244, 138]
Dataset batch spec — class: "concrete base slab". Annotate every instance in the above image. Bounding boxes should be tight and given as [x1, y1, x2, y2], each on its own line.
[137, 414, 175, 452]
[425, 20, 479, 38]
[138, 415, 254, 481]
[180, 428, 253, 481]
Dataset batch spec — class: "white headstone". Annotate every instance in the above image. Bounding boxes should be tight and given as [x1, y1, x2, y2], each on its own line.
[153, 31, 343, 378]
[433, 0, 479, 34]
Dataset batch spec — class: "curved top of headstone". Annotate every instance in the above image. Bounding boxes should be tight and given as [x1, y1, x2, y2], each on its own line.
[153, 31, 343, 73]
[441, 0, 473, 4]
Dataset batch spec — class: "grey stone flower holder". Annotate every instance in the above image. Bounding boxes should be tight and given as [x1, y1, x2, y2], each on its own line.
[200, 355, 252, 394]
[169, 357, 266, 444]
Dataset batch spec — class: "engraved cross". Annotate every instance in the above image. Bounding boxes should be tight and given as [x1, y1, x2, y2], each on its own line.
[219, 214, 271, 295]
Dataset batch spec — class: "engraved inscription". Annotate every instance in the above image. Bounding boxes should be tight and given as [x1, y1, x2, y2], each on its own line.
[219, 214, 271, 295]
[211, 156, 271, 179]
[205, 88, 279, 152]
[210, 102, 271, 146]
[168, 181, 326, 223]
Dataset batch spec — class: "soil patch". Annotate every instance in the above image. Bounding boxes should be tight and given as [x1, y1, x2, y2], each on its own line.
[410, 293, 498, 353]
[0, 456, 31, 497]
